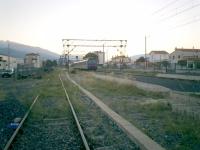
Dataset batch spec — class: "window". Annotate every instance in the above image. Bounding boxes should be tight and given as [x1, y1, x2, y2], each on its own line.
[173, 56, 175, 59]
[178, 55, 180, 59]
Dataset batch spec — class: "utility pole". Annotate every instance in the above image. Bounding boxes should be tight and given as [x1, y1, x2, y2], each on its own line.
[7, 41, 10, 70]
[145, 36, 147, 69]
[103, 44, 105, 64]
[67, 50, 70, 72]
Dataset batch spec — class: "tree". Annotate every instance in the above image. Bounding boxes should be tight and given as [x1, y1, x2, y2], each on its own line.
[194, 60, 200, 69]
[178, 60, 187, 69]
[161, 60, 170, 68]
[136, 56, 145, 62]
[161, 60, 170, 72]
[83, 53, 98, 59]
[43, 59, 57, 72]
[83, 53, 99, 64]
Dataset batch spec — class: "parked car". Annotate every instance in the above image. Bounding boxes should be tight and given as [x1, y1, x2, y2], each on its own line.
[2, 69, 14, 78]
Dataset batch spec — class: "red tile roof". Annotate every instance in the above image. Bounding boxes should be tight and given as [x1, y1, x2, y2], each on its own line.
[175, 48, 200, 52]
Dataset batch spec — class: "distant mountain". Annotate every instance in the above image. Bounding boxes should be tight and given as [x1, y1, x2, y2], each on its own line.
[0, 41, 59, 60]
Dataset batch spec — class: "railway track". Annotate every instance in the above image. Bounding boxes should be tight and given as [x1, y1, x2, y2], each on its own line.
[3, 75, 86, 150]
[65, 72, 165, 150]
[3, 95, 39, 150]
[60, 73, 140, 150]
[4, 71, 146, 150]
[59, 75, 90, 150]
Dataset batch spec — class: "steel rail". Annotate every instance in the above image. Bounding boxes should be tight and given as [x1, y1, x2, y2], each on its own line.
[4, 95, 40, 150]
[66, 73, 166, 150]
[59, 75, 90, 150]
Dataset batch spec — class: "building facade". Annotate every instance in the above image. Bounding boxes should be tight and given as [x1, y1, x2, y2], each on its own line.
[93, 51, 105, 65]
[148, 51, 169, 63]
[170, 48, 200, 63]
[111, 55, 131, 64]
[0, 55, 23, 70]
[24, 53, 41, 68]
[170, 48, 200, 69]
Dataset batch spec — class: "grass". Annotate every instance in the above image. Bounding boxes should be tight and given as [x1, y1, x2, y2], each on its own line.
[30, 69, 70, 119]
[0, 89, 6, 101]
[125, 70, 158, 77]
[97, 68, 159, 77]
[71, 72, 200, 150]
[0, 69, 71, 120]
[189, 93, 200, 98]
[78, 74, 166, 99]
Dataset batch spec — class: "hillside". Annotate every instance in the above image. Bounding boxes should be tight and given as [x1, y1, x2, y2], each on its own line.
[0, 41, 59, 60]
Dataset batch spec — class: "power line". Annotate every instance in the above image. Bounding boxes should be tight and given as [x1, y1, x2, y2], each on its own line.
[160, 2, 200, 22]
[152, 0, 179, 15]
[173, 16, 200, 29]
[159, 0, 192, 17]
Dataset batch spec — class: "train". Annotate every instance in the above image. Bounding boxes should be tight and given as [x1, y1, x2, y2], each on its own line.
[70, 58, 97, 70]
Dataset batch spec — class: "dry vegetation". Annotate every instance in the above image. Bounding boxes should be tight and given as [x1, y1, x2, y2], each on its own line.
[71, 71, 200, 150]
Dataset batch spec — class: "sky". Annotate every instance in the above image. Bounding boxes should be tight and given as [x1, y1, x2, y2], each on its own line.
[1, 0, 200, 57]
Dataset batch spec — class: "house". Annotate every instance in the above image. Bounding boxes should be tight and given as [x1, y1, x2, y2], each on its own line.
[24, 53, 41, 68]
[111, 55, 131, 65]
[93, 51, 105, 65]
[148, 51, 169, 63]
[0, 54, 23, 70]
[170, 48, 200, 69]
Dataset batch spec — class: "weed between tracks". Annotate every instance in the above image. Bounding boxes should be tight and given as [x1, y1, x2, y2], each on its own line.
[71, 72, 200, 150]
[30, 70, 70, 119]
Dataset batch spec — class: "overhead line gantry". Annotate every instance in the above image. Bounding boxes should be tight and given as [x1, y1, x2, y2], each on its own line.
[62, 39, 127, 72]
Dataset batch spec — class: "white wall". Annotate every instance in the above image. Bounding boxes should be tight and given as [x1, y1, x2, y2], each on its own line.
[149, 54, 169, 62]
[170, 50, 200, 63]
[0, 55, 22, 69]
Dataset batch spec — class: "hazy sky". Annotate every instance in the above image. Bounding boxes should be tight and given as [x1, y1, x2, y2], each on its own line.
[1, 0, 200, 56]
